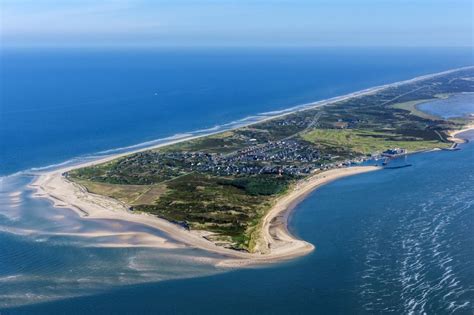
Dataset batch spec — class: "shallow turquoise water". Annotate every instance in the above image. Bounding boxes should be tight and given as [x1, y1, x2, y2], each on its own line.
[1, 48, 473, 313]
[5, 132, 473, 314]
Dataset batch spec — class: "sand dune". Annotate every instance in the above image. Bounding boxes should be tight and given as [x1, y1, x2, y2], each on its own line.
[31, 164, 380, 267]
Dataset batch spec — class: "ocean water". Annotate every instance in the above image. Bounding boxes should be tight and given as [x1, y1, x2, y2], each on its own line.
[5, 132, 473, 314]
[1, 47, 473, 175]
[1, 48, 473, 313]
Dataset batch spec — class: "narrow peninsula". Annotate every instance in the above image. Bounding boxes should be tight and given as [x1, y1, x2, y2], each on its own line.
[32, 67, 474, 265]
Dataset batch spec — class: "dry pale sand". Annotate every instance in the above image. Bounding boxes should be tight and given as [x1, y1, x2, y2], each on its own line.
[26, 66, 472, 174]
[31, 165, 380, 267]
[447, 124, 474, 143]
[28, 67, 472, 266]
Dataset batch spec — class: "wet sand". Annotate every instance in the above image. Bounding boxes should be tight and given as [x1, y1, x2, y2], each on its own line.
[31, 165, 380, 267]
[29, 66, 472, 266]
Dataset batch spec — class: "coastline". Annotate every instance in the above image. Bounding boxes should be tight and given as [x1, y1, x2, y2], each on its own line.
[31, 161, 380, 266]
[19, 65, 473, 178]
[28, 66, 472, 267]
[447, 124, 474, 143]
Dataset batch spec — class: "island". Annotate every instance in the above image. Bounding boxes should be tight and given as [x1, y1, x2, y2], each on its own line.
[32, 67, 474, 266]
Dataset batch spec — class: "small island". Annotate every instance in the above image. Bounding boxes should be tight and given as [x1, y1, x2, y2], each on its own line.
[33, 67, 474, 265]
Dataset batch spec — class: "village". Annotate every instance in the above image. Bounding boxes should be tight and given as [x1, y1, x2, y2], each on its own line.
[67, 67, 473, 252]
[118, 137, 402, 179]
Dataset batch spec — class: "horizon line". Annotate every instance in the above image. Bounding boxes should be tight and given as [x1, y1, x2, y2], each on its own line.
[2, 43, 474, 50]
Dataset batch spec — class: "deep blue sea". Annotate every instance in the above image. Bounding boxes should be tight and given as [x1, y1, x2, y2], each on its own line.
[1, 48, 473, 314]
[1, 47, 473, 175]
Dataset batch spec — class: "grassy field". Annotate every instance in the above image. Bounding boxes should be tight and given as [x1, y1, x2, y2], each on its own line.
[72, 173, 290, 251]
[301, 128, 450, 155]
[391, 99, 441, 120]
[74, 179, 151, 205]
[67, 69, 474, 252]
[160, 131, 249, 153]
[132, 173, 288, 250]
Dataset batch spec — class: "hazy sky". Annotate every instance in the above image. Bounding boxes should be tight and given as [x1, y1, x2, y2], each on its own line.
[1, 0, 473, 47]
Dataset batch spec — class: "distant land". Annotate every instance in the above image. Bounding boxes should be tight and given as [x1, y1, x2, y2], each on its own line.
[32, 67, 474, 266]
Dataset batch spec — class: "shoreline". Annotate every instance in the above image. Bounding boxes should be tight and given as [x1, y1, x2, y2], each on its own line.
[447, 124, 474, 143]
[13, 65, 471, 178]
[31, 164, 380, 267]
[28, 66, 472, 267]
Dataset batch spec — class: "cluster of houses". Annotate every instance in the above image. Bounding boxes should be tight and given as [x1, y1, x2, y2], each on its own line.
[276, 117, 311, 128]
[122, 140, 326, 177]
[120, 138, 408, 179]
[227, 140, 320, 163]
[171, 140, 323, 176]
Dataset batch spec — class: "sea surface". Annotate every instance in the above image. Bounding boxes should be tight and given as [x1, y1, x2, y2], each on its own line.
[0, 48, 473, 314]
[1, 47, 473, 176]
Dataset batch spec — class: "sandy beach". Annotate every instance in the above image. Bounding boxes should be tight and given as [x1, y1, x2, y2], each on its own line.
[31, 162, 380, 266]
[29, 66, 472, 267]
[447, 124, 474, 143]
[25, 65, 472, 174]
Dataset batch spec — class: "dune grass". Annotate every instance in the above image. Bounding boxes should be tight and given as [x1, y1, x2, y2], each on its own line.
[301, 128, 448, 155]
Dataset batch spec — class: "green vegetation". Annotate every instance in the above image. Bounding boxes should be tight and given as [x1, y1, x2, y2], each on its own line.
[74, 172, 292, 251]
[133, 173, 280, 250]
[68, 68, 474, 252]
[74, 179, 150, 205]
[391, 99, 440, 120]
[301, 128, 449, 155]
[69, 152, 188, 185]
[160, 131, 248, 153]
[221, 175, 292, 196]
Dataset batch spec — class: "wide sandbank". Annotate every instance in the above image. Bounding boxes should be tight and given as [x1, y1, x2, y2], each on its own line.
[31, 161, 380, 267]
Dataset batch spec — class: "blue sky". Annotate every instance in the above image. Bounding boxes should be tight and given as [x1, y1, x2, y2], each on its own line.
[1, 0, 472, 47]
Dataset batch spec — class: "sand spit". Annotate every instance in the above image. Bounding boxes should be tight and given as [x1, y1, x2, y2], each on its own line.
[29, 66, 472, 266]
[447, 124, 474, 143]
[31, 165, 380, 267]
